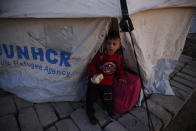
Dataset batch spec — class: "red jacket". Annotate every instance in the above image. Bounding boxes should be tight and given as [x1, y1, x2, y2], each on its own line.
[88, 51, 124, 86]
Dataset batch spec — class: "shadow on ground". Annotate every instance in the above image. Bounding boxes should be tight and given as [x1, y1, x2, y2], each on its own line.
[163, 33, 196, 131]
[163, 91, 196, 131]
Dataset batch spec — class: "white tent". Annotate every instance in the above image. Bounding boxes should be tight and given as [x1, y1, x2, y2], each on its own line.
[0, 0, 195, 102]
[189, 12, 196, 33]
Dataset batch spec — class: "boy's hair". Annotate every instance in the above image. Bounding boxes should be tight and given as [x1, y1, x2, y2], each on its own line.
[107, 30, 120, 40]
[99, 30, 121, 53]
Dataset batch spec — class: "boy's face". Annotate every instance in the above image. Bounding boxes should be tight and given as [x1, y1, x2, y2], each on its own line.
[106, 38, 121, 55]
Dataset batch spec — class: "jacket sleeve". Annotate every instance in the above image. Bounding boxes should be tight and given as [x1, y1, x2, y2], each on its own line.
[88, 52, 100, 77]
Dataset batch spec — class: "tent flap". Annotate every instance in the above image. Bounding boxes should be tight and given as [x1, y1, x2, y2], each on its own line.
[121, 8, 195, 96]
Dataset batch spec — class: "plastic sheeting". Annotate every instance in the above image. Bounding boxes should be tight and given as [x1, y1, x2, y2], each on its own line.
[144, 59, 176, 95]
[0, 0, 196, 18]
[0, 18, 110, 102]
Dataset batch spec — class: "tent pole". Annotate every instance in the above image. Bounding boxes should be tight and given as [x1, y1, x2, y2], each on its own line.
[119, 0, 155, 131]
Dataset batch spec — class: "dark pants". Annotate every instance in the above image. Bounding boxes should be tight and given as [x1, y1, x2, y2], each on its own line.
[86, 83, 113, 116]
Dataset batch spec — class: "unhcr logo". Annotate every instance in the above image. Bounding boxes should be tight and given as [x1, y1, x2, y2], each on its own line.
[0, 44, 71, 67]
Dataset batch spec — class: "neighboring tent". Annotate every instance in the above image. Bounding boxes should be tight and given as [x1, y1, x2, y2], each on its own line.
[0, 0, 195, 102]
[189, 12, 196, 33]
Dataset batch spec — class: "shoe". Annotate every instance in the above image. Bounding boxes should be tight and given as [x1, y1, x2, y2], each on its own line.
[88, 114, 98, 125]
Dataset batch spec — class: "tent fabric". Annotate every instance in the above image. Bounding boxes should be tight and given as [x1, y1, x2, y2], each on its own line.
[0, 8, 195, 103]
[122, 8, 195, 95]
[189, 12, 196, 33]
[0, 18, 111, 102]
[0, 0, 196, 18]
[0, 1, 196, 103]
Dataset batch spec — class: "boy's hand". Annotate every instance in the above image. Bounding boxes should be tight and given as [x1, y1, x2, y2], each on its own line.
[118, 79, 127, 84]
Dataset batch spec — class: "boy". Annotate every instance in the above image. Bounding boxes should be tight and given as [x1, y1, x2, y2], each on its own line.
[86, 31, 126, 125]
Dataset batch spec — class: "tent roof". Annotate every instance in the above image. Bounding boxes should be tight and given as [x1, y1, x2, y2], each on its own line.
[0, 0, 195, 18]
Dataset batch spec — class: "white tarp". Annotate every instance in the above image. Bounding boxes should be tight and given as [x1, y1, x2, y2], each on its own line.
[0, 0, 196, 103]
[0, 0, 196, 18]
[0, 18, 110, 102]
[189, 12, 196, 33]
